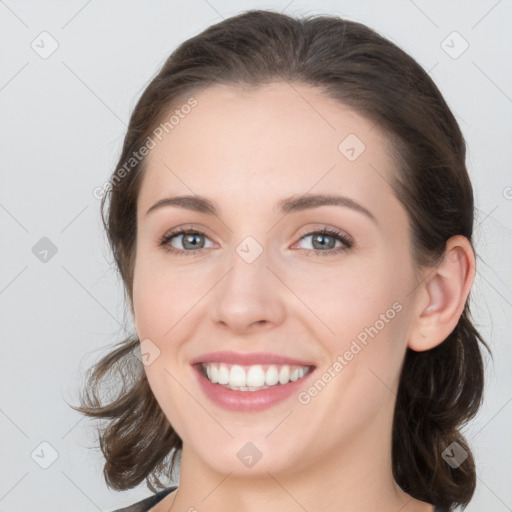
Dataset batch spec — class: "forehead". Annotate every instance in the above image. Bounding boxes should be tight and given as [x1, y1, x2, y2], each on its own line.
[138, 82, 399, 215]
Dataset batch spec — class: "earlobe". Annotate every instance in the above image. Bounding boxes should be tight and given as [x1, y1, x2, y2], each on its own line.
[408, 235, 475, 352]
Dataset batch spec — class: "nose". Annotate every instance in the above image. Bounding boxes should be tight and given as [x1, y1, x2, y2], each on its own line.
[209, 245, 286, 334]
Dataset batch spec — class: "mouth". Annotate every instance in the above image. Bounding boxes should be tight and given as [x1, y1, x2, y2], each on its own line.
[191, 357, 317, 412]
[198, 362, 315, 391]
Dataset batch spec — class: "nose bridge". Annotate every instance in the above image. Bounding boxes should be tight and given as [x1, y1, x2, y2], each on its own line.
[209, 231, 285, 331]
[223, 233, 271, 298]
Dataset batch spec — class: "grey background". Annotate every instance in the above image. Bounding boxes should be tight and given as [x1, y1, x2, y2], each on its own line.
[1, 0, 511, 510]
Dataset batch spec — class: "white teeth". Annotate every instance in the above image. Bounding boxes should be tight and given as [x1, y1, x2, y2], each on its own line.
[230, 365, 246, 387]
[247, 365, 266, 387]
[201, 362, 312, 390]
[217, 364, 230, 385]
[278, 365, 290, 384]
[265, 365, 279, 386]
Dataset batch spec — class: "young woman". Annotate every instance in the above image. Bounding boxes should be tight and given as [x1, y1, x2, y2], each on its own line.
[73, 9, 489, 512]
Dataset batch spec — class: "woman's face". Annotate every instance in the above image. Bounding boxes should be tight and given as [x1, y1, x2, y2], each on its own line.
[132, 82, 421, 476]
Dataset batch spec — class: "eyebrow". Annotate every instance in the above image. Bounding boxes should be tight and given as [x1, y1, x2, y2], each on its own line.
[145, 193, 376, 223]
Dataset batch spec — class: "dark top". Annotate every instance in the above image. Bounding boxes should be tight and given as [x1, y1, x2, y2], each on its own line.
[111, 486, 177, 512]
[111, 486, 448, 512]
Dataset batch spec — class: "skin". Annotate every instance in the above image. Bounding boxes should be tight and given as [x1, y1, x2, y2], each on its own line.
[131, 82, 475, 512]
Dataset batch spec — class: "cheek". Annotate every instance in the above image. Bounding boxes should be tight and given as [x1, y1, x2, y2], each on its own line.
[294, 259, 400, 339]
[307, 255, 412, 383]
[132, 256, 183, 341]
[133, 290, 184, 347]
[132, 253, 216, 354]
[132, 259, 197, 440]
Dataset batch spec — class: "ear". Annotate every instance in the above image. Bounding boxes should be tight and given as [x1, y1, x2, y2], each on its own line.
[408, 235, 476, 352]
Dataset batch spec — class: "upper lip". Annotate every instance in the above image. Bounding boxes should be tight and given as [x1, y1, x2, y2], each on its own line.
[190, 351, 315, 367]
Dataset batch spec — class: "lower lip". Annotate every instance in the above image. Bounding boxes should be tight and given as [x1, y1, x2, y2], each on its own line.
[193, 365, 316, 412]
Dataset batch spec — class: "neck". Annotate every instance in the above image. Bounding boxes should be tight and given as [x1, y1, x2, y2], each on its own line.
[168, 412, 433, 512]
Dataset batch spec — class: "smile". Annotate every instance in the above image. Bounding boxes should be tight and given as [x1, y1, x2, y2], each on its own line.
[201, 362, 313, 391]
[192, 361, 316, 412]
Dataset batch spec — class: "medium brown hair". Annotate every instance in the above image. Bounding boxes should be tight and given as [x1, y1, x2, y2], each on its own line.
[71, 9, 489, 509]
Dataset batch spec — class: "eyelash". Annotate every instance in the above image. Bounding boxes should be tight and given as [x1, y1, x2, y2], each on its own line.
[158, 226, 353, 257]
